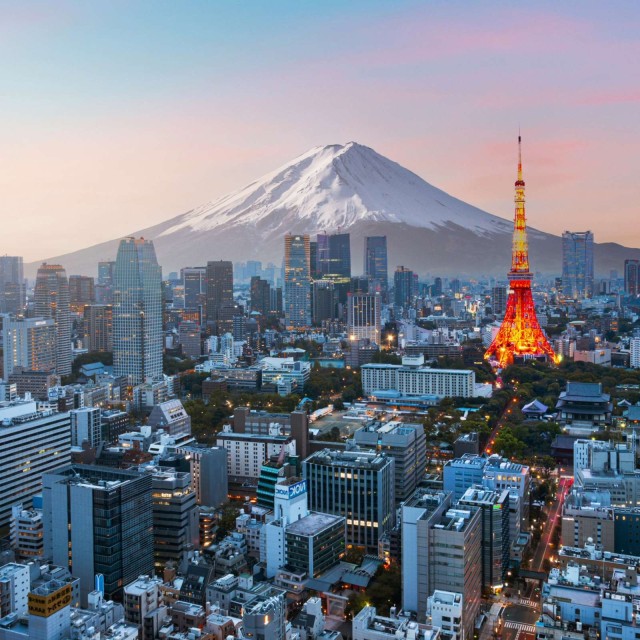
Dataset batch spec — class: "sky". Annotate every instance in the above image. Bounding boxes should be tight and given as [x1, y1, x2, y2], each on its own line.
[1, 0, 639, 261]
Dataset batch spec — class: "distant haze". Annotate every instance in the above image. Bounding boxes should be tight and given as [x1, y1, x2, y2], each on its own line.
[2, 2, 639, 259]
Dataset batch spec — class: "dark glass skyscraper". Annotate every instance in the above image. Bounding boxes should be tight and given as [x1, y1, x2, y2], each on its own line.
[113, 237, 163, 384]
[625, 259, 639, 296]
[205, 260, 233, 327]
[364, 236, 388, 291]
[562, 231, 594, 299]
[394, 265, 415, 308]
[315, 232, 351, 278]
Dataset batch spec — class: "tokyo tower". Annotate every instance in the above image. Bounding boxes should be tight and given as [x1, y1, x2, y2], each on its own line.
[485, 137, 558, 368]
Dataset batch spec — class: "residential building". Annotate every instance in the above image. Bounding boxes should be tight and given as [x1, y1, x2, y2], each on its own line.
[43, 465, 154, 603]
[113, 237, 163, 384]
[0, 563, 30, 618]
[2, 317, 56, 377]
[34, 263, 72, 376]
[303, 449, 395, 551]
[426, 591, 464, 640]
[123, 574, 163, 631]
[631, 337, 640, 369]
[82, 304, 113, 352]
[10, 503, 45, 561]
[0, 398, 71, 529]
[562, 231, 594, 299]
[491, 286, 507, 316]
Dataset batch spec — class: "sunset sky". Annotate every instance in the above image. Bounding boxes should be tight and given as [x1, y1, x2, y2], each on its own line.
[2, 1, 639, 261]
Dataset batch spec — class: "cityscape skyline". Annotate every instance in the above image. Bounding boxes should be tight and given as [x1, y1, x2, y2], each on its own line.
[1, 2, 639, 260]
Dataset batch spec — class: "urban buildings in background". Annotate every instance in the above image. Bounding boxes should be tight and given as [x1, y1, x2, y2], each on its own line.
[0, 255, 25, 315]
[562, 230, 595, 299]
[113, 237, 163, 384]
[34, 263, 72, 376]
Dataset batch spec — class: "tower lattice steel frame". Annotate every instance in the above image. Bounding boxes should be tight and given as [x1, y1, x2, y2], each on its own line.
[485, 137, 558, 368]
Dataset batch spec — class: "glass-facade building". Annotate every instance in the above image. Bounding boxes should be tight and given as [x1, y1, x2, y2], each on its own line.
[364, 236, 388, 291]
[0, 255, 25, 315]
[562, 231, 594, 299]
[113, 237, 163, 384]
[284, 234, 311, 328]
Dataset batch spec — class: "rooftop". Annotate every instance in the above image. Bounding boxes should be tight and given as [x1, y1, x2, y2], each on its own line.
[286, 511, 344, 536]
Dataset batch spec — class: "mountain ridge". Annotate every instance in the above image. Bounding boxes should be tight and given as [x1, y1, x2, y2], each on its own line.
[28, 142, 640, 277]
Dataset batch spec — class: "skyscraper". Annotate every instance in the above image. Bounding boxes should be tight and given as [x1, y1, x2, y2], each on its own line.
[625, 259, 639, 296]
[562, 231, 594, 299]
[0, 255, 25, 316]
[82, 304, 113, 352]
[113, 237, 163, 384]
[34, 263, 72, 376]
[205, 260, 233, 328]
[182, 266, 206, 310]
[364, 236, 388, 291]
[328, 232, 351, 277]
[96, 260, 115, 304]
[347, 292, 381, 343]
[250, 276, 271, 316]
[68, 275, 95, 312]
[394, 266, 415, 307]
[284, 234, 311, 328]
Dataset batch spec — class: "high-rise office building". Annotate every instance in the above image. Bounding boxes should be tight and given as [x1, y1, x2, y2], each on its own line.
[0, 255, 25, 316]
[82, 304, 113, 352]
[113, 237, 163, 384]
[205, 261, 233, 330]
[328, 232, 351, 277]
[364, 236, 388, 291]
[312, 280, 335, 324]
[181, 266, 206, 310]
[70, 406, 102, 448]
[2, 317, 56, 377]
[347, 292, 381, 343]
[34, 264, 72, 376]
[68, 275, 95, 312]
[96, 260, 115, 304]
[303, 449, 395, 552]
[394, 266, 415, 308]
[352, 420, 427, 503]
[43, 465, 154, 603]
[625, 259, 640, 296]
[149, 468, 198, 574]
[0, 397, 71, 529]
[402, 490, 482, 636]
[284, 234, 311, 328]
[458, 486, 510, 592]
[562, 231, 594, 299]
[314, 232, 351, 278]
[250, 276, 271, 316]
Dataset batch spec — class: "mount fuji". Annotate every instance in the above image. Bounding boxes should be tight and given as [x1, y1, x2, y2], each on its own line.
[31, 142, 639, 277]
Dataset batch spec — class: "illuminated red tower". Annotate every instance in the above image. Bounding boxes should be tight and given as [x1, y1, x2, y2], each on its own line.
[485, 137, 558, 368]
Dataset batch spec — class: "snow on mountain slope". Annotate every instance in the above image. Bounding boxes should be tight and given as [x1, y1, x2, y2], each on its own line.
[157, 142, 514, 238]
[30, 141, 640, 277]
